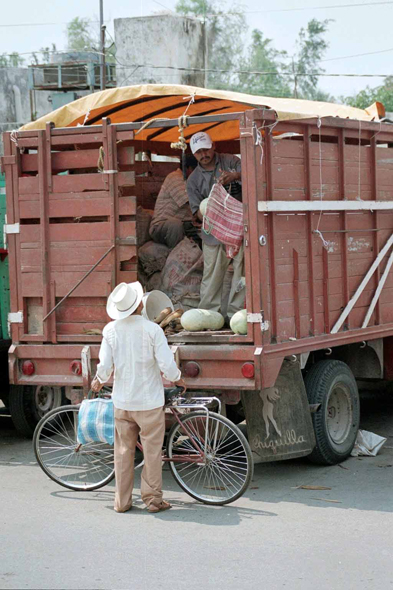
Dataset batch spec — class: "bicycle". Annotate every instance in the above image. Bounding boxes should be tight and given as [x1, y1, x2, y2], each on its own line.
[33, 388, 253, 505]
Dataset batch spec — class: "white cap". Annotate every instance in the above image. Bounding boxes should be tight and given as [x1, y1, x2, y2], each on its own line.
[106, 281, 144, 320]
[190, 132, 213, 154]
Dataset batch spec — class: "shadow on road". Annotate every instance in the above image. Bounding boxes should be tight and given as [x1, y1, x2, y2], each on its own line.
[2, 390, 393, 515]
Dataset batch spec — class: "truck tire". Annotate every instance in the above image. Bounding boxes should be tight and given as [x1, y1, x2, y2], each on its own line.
[304, 360, 360, 465]
[9, 385, 64, 438]
[225, 401, 245, 425]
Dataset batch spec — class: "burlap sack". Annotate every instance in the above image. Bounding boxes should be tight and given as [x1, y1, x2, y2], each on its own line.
[161, 237, 203, 304]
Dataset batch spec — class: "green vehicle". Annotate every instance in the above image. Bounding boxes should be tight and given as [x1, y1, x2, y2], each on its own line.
[0, 173, 11, 409]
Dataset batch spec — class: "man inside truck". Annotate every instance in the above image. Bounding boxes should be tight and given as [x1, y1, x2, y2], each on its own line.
[91, 281, 186, 514]
[187, 132, 245, 320]
[149, 154, 199, 248]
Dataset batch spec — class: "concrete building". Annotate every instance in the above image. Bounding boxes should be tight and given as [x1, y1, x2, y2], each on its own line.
[114, 14, 205, 87]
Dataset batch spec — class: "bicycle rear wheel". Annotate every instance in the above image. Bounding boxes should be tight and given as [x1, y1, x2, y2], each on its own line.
[166, 411, 253, 505]
[33, 405, 115, 491]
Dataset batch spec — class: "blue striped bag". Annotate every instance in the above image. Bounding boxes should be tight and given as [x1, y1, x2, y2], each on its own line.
[77, 398, 114, 446]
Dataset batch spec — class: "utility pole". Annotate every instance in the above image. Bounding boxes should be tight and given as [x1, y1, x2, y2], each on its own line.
[203, 0, 208, 88]
[292, 56, 298, 99]
[99, 0, 106, 91]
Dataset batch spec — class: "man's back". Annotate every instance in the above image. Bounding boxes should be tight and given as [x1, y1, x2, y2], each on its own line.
[98, 315, 180, 411]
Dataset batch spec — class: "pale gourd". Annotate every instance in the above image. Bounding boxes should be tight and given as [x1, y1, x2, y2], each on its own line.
[181, 309, 225, 331]
[199, 198, 209, 217]
[230, 309, 248, 335]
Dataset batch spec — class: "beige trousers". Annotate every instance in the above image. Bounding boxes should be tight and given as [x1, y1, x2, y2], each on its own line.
[199, 242, 245, 317]
[114, 406, 165, 512]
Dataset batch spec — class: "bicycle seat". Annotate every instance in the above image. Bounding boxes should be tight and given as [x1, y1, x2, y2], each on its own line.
[164, 386, 184, 405]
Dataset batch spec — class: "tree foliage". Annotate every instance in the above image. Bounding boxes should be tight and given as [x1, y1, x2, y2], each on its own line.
[236, 29, 291, 97]
[342, 77, 393, 113]
[175, 1, 332, 100]
[292, 18, 332, 101]
[66, 17, 97, 52]
[66, 16, 115, 63]
[0, 52, 25, 67]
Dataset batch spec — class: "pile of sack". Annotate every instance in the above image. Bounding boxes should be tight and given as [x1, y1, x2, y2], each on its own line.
[138, 237, 203, 309]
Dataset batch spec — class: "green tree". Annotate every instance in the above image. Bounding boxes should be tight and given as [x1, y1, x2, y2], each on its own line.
[236, 29, 291, 98]
[66, 17, 97, 52]
[66, 16, 115, 63]
[175, 0, 247, 90]
[0, 52, 25, 67]
[342, 78, 393, 112]
[292, 19, 332, 101]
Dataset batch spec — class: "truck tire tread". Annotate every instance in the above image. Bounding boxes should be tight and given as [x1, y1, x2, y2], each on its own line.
[304, 360, 360, 465]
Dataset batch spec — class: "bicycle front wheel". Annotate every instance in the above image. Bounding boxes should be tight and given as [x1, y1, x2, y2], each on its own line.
[33, 405, 115, 491]
[166, 411, 253, 505]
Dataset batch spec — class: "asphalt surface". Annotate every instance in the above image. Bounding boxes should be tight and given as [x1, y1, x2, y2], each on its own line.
[1, 392, 393, 590]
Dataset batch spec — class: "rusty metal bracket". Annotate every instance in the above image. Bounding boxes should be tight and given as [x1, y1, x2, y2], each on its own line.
[247, 312, 270, 332]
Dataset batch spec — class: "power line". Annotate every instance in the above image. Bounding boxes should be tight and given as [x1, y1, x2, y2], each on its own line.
[321, 47, 393, 62]
[114, 62, 392, 78]
[0, 19, 105, 28]
[195, 0, 393, 17]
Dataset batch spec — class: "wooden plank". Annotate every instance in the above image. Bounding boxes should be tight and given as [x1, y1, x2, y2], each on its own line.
[258, 200, 393, 212]
[19, 195, 136, 218]
[20, 221, 136, 244]
[39, 128, 51, 341]
[3, 133, 20, 342]
[22, 271, 113, 297]
[293, 249, 301, 338]
[265, 128, 278, 341]
[304, 127, 316, 337]
[104, 119, 119, 289]
[242, 111, 259, 353]
[21, 245, 136, 269]
[18, 171, 135, 195]
[331, 233, 393, 333]
[21, 146, 135, 173]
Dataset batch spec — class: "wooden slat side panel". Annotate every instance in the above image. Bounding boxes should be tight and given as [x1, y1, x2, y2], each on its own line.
[19, 171, 135, 195]
[21, 146, 136, 173]
[19, 194, 136, 219]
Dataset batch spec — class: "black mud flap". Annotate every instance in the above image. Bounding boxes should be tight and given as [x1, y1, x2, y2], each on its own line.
[242, 359, 316, 463]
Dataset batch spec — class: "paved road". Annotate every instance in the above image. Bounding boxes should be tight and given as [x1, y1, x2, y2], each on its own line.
[1, 392, 393, 590]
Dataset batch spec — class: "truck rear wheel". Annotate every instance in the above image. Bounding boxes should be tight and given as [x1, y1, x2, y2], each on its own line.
[9, 385, 64, 437]
[304, 360, 360, 465]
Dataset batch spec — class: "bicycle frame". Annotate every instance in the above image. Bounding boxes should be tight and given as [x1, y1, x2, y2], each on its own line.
[136, 396, 222, 465]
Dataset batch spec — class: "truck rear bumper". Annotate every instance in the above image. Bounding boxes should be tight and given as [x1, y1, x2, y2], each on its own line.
[9, 343, 259, 390]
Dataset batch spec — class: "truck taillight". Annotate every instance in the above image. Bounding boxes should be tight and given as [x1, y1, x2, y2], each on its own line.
[21, 360, 35, 376]
[183, 362, 200, 377]
[241, 362, 255, 379]
[70, 361, 82, 375]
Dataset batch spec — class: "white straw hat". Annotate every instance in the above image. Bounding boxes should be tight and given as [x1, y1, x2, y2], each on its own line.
[106, 281, 144, 320]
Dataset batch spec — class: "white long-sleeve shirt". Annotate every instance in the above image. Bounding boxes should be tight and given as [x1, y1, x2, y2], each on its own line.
[95, 315, 181, 411]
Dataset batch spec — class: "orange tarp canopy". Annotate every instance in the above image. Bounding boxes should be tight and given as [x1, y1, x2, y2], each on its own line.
[21, 83, 383, 145]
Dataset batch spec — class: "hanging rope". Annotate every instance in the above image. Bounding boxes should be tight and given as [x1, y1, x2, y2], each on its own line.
[10, 130, 19, 147]
[313, 117, 331, 251]
[170, 115, 189, 151]
[357, 119, 362, 200]
[97, 146, 105, 172]
[134, 118, 169, 136]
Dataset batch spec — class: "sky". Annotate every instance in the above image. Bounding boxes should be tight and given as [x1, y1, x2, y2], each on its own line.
[1, 0, 392, 100]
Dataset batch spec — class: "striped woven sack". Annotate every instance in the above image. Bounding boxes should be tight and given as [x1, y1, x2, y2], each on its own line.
[77, 398, 114, 446]
[202, 183, 244, 259]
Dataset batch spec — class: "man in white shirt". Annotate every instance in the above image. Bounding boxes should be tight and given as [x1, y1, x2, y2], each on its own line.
[91, 281, 186, 514]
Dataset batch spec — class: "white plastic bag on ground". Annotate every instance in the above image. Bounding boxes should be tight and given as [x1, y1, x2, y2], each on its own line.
[350, 429, 387, 457]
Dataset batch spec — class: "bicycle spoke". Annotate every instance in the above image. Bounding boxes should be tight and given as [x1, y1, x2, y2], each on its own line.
[35, 407, 115, 491]
[167, 411, 252, 505]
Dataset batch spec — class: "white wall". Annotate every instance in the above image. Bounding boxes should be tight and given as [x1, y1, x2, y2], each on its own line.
[114, 14, 205, 87]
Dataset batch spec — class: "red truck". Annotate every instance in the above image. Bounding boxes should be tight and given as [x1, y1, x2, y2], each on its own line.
[2, 94, 393, 466]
